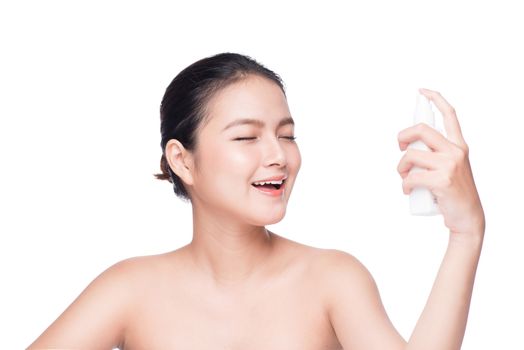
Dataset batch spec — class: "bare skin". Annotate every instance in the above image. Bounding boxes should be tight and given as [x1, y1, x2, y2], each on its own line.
[28, 233, 358, 349]
[28, 76, 484, 350]
[121, 233, 345, 349]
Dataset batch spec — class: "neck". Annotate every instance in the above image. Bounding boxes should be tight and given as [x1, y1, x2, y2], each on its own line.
[187, 205, 275, 287]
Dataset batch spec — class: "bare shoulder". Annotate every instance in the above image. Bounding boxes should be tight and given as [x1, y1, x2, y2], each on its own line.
[308, 248, 382, 312]
[308, 248, 373, 283]
[271, 234, 374, 295]
[301, 246, 406, 349]
[273, 233, 369, 279]
[27, 252, 176, 350]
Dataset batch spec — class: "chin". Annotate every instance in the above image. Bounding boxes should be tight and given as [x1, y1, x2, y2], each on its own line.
[248, 208, 287, 226]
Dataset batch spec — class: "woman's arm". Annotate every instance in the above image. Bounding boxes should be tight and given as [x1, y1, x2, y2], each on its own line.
[327, 88, 485, 350]
[27, 259, 136, 350]
[405, 229, 483, 350]
[398, 88, 485, 349]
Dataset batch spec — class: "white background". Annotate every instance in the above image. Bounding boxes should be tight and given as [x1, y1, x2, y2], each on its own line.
[1, 1, 523, 348]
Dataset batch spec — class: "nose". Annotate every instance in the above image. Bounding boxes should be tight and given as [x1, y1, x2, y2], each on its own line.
[263, 136, 287, 167]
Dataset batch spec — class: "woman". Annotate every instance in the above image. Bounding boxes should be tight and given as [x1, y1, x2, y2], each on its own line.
[28, 52, 485, 349]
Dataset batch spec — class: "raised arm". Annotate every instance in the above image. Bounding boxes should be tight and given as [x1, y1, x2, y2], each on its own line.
[327, 88, 485, 350]
[397, 88, 485, 349]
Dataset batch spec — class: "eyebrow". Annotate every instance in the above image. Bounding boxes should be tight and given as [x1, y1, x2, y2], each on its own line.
[221, 116, 295, 132]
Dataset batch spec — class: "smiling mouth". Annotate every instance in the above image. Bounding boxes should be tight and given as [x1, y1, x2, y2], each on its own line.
[251, 179, 286, 190]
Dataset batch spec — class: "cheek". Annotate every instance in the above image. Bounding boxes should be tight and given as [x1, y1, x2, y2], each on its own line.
[208, 144, 255, 171]
[289, 146, 302, 172]
[198, 143, 257, 186]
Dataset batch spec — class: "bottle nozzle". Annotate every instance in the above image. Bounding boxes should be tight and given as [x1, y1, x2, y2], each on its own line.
[414, 93, 435, 126]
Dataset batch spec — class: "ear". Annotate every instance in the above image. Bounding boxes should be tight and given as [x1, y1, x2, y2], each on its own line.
[165, 139, 195, 186]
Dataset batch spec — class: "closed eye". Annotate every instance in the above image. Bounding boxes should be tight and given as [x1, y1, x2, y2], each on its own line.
[234, 137, 257, 141]
[233, 136, 297, 141]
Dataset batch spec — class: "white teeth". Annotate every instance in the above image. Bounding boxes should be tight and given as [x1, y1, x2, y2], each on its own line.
[253, 180, 284, 186]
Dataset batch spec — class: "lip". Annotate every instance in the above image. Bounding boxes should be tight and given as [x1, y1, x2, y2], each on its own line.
[252, 179, 286, 197]
[251, 175, 288, 183]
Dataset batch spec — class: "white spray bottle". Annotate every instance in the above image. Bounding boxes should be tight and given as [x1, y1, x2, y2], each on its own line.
[408, 93, 440, 216]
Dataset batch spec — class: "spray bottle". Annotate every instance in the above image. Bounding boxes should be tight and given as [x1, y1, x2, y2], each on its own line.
[408, 93, 440, 216]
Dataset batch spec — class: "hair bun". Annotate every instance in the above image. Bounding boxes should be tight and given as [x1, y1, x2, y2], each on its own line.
[154, 154, 172, 182]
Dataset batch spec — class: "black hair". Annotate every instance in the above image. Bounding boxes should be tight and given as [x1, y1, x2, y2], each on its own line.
[154, 52, 286, 202]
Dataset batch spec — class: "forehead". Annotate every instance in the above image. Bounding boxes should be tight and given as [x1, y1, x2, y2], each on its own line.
[203, 75, 291, 130]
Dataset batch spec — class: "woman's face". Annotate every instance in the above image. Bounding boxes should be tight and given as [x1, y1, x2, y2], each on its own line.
[188, 75, 301, 226]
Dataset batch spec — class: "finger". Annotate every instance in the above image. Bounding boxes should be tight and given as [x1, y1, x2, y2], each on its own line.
[398, 123, 453, 152]
[402, 169, 440, 195]
[397, 149, 443, 178]
[419, 88, 466, 147]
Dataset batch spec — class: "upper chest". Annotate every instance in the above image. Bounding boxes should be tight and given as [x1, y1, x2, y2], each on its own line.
[121, 251, 342, 350]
